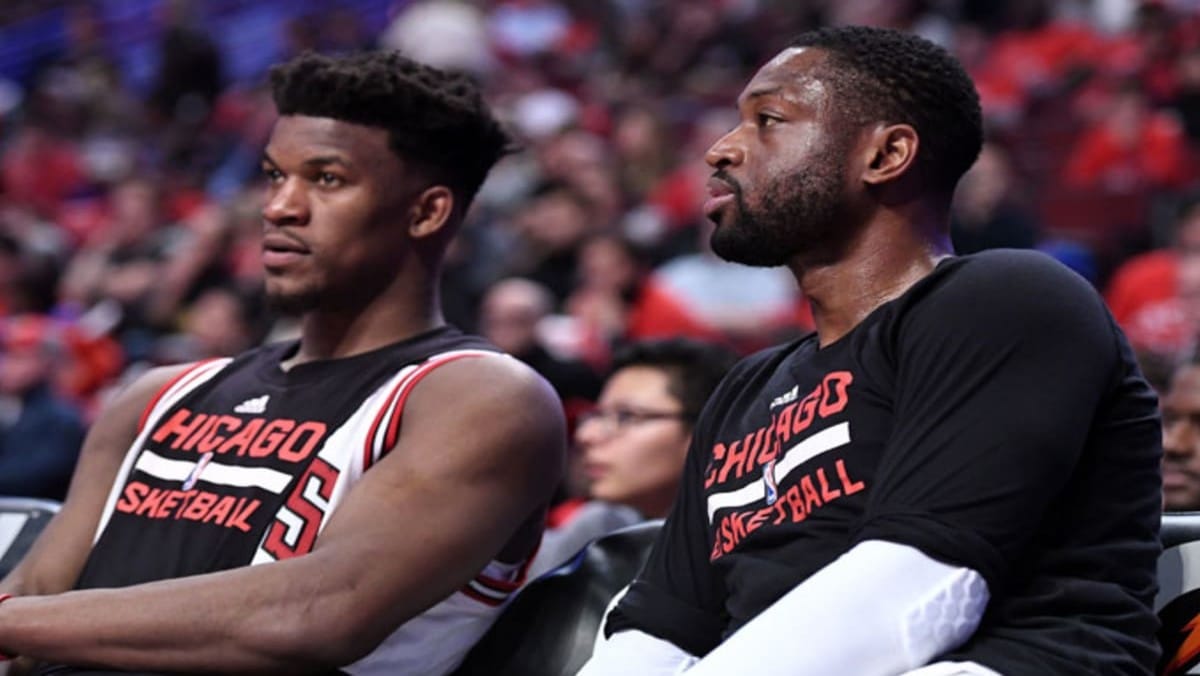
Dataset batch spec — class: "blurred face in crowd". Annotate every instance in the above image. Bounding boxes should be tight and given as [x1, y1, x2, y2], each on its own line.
[0, 345, 51, 396]
[1178, 205, 1200, 255]
[577, 365, 691, 517]
[184, 288, 253, 357]
[480, 279, 551, 356]
[110, 179, 161, 244]
[703, 47, 854, 267]
[954, 143, 1011, 223]
[577, 235, 639, 295]
[1163, 364, 1200, 511]
[513, 189, 592, 253]
[260, 116, 415, 315]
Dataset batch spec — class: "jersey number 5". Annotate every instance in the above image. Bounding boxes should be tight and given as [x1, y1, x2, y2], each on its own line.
[262, 457, 340, 559]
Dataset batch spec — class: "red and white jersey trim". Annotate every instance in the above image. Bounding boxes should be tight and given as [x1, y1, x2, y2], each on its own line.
[361, 348, 496, 471]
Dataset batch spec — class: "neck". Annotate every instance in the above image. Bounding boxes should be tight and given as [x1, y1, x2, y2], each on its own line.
[289, 267, 444, 366]
[790, 206, 952, 348]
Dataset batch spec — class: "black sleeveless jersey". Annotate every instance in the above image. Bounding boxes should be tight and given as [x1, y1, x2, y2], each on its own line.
[75, 325, 496, 589]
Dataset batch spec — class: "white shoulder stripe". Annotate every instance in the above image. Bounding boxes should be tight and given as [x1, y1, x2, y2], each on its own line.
[134, 450, 293, 494]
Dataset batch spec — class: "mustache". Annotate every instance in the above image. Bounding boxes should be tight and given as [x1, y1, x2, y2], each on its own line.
[711, 170, 743, 197]
[1163, 459, 1200, 477]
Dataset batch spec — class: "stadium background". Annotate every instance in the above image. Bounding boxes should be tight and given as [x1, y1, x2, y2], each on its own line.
[0, 0, 1197, 498]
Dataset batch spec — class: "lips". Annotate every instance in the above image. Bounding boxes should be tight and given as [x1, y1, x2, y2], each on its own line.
[261, 231, 310, 269]
[703, 176, 737, 219]
[262, 231, 310, 254]
[583, 460, 608, 482]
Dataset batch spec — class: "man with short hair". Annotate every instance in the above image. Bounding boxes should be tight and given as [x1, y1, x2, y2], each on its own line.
[1163, 354, 1200, 512]
[0, 51, 565, 675]
[531, 338, 736, 578]
[581, 25, 1162, 676]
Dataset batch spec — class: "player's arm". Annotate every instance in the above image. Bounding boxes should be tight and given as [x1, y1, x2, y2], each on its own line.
[669, 254, 1137, 675]
[0, 354, 565, 673]
[0, 364, 195, 599]
[583, 541, 985, 676]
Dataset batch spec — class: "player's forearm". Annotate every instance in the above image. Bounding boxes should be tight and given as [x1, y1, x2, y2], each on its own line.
[0, 554, 368, 672]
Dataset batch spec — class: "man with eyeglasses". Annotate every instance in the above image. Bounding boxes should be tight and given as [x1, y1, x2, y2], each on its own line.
[531, 338, 736, 577]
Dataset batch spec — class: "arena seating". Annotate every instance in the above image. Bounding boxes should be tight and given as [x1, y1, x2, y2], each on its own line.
[0, 497, 60, 579]
[1158, 512, 1200, 675]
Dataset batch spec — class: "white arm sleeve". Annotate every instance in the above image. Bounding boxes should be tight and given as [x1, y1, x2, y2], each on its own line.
[578, 628, 699, 676]
[684, 539, 989, 676]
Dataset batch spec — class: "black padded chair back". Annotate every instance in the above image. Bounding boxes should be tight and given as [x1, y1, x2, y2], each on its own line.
[0, 497, 61, 579]
[1157, 512, 1200, 675]
[451, 520, 663, 676]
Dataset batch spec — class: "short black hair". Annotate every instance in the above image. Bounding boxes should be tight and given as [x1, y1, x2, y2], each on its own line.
[611, 338, 739, 425]
[269, 50, 512, 211]
[791, 26, 983, 196]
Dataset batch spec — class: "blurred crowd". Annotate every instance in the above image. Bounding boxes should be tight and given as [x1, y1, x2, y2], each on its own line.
[2, 0, 1200, 501]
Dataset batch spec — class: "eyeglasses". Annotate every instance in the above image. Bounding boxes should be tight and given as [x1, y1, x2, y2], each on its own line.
[577, 406, 690, 433]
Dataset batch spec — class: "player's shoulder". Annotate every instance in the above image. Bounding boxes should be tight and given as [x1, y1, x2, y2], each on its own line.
[891, 249, 1117, 353]
[414, 349, 562, 418]
[943, 248, 1094, 292]
[915, 248, 1105, 315]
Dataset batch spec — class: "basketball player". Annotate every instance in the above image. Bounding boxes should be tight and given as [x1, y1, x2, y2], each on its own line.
[0, 51, 565, 675]
[581, 26, 1162, 676]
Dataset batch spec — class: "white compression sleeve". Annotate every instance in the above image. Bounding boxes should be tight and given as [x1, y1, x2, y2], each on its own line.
[684, 539, 990, 676]
[577, 629, 699, 676]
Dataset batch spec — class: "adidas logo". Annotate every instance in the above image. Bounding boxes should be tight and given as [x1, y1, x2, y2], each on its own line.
[234, 395, 270, 415]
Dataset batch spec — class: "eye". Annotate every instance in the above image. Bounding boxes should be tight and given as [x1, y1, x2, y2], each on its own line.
[611, 408, 637, 427]
[757, 113, 780, 128]
[316, 172, 343, 188]
[262, 166, 284, 183]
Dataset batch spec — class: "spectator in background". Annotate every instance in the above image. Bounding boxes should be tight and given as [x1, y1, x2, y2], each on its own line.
[149, 0, 223, 170]
[151, 285, 262, 364]
[565, 233, 648, 366]
[1173, 44, 1200, 143]
[532, 337, 737, 578]
[0, 315, 86, 500]
[506, 180, 602, 304]
[1065, 79, 1191, 193]
[627, 218, 813, 353]
[480, 277, 601, 411]
[1163, 352, 1200, 511]
[1106, 193, 1200, 361]
[951, 143, 1038, 254]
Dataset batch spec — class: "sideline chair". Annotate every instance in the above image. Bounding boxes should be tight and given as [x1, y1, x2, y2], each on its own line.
[1157, 512, 1200, 675]
[0, 496, 61, 579]
[451, 520, 663, 676]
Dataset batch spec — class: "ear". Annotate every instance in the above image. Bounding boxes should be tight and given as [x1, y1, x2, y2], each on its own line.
[860, 123, 919, 187]
[407, 185, 456, 240]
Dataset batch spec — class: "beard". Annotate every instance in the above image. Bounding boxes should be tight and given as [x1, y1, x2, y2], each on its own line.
[264, 285, 320, 317]
[709, 148, 848, 268]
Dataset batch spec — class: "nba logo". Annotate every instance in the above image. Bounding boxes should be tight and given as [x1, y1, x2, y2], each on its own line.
[763, 460, 779, 505]
[182, 452, 214, 491]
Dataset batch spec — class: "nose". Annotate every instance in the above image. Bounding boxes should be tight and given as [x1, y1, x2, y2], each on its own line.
[705, 127, 746, 170]
[575, 414, 607, 449]
[262, 177, 309, 227]
[1165, 419, 1197, 458]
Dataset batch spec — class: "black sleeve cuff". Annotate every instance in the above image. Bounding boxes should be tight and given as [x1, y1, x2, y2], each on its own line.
[854, 512, 1008, 594]
[605, 579, 726, 657]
